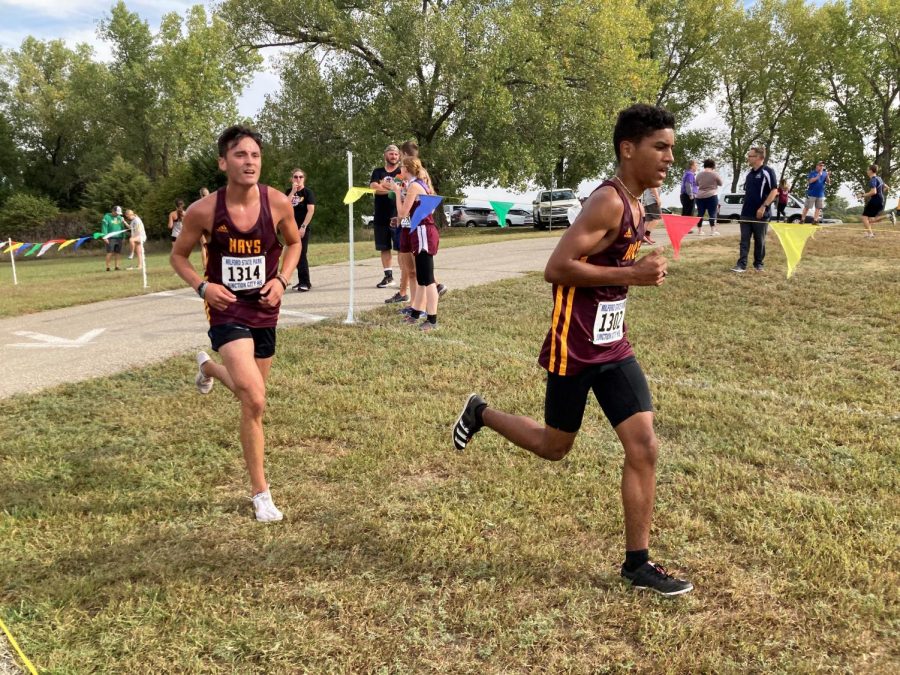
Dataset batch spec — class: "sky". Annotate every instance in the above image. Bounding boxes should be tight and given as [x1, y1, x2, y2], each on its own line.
[1, 0, 858, 209]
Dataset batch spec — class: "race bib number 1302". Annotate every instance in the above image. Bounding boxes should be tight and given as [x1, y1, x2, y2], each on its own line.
[222, 255, 265, 291]
[592, 299, 626, 345]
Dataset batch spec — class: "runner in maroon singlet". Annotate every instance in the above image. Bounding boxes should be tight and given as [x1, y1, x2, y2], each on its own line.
[170, 125, 301, 523]
[452, 104, 693, 596]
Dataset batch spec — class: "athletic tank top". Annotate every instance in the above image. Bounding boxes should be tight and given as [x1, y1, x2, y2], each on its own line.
[538, 179, 644, 376]
[172, 213, 184, 238]
[205, 185, 283, 328]
[408, 178, 439, 254]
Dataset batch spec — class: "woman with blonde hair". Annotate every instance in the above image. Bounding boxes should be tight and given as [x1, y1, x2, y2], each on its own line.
[124, 208, 146, 270]
[385, 155, 441, 331]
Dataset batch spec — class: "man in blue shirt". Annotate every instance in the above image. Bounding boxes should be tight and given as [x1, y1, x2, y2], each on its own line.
[801, 161, 829, 224]
[732, 146, 778, 273]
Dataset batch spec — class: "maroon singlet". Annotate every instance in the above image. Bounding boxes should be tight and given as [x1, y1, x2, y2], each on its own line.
[205, 185, 283, 328]
[538, 179, 645, 376]
[408, 178, 439, 254]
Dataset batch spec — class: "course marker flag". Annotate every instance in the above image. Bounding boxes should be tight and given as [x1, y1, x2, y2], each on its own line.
[771, 222, 820, 278]
[57, 238, 78, 251]
[74, 236, 92, 250]
[489, 201, 514, 228]
[0, 615, 38, 674]
[410, 195, 443, 233]
[37, 239, 65, 257]
[343, 187, 375, 204]
[661, 214, 700, 258]
[23, 244, 41, 257]
[102, 229, 127, 240]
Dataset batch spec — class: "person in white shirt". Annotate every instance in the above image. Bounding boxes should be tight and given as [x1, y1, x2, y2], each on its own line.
[124, 209, 147, 270]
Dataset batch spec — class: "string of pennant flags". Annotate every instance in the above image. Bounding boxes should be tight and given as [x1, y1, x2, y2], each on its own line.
[343, 186, 886, 278]
[1, 229, 128, 258]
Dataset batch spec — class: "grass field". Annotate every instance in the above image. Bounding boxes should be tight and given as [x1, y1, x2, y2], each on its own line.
[1, 227, 898, 673]
[0, 226, 557, 319]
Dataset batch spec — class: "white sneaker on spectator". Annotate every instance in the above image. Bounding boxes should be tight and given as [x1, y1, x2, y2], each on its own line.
[195, 351, 214, 394]
[252, 490, 283, 522]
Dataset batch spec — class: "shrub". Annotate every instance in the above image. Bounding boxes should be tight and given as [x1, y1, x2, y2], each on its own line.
[0, 192, 60, 240]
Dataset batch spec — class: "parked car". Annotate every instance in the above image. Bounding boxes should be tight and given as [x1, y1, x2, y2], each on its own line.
[451, 205, 493, 227]
[717, 192, 812, 223]
[532, 189, 580, 229]
[487, 208, 534, 227]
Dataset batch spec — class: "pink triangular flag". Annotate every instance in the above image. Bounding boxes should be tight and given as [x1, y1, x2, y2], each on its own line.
[661, 214, 701, 259]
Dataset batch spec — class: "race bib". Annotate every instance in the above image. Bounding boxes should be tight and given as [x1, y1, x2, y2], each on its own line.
[222, 256, 265, 291]
[592, 299, 626, 345]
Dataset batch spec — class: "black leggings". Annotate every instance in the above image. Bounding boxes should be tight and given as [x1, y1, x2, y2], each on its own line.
[415, 252, 435, 286]
[680, 194, 695, 217]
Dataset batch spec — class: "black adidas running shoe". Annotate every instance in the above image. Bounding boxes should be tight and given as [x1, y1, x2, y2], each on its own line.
[452, 393, 485, 451]
[621, 561, 693, 597]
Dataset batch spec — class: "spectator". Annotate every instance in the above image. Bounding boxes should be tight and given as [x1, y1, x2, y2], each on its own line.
[370, 145, 402, 288]
[680, 161, 698, 217]
[776, 179, 790, 222]
[731, 147, 778, 273]
[124, 209, 146, 271]
[285, 168, 316, 291]
[695, 159, 723, 236]
[168, 199, 186, 247]
[801, 161, 830, 224]
[641, 187, 661, 244]
[197, 188, 211, 269]
[858, 164, 889, 238]
[101, 205, 127, 271]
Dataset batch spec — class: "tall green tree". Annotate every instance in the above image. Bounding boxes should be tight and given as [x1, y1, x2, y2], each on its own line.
[0, 38, 113, 207]
[223, 0, 656, 197]
[818, 0, 900, 186]
[98, 1, 262, 181]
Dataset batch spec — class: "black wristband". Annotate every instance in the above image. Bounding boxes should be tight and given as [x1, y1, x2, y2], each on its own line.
[196, 281, 208, 298]
[275, 275, 288, 289]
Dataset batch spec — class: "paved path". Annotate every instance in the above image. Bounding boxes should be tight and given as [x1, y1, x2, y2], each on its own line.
[0, 223, 740, 399]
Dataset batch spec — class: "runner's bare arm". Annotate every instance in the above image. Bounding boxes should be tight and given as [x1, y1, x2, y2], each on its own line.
[170, 199, 236, 310]
[167, 211, 175, 231]
[258, 188, 301, 307]
[370, 178, 390, 195]
[545, 186, 667, 288]
[392, 181, 424, 219]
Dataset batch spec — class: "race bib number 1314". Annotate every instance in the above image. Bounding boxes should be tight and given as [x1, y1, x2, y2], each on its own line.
[222, 255, 265, 291]
[592, 299, 626, 345]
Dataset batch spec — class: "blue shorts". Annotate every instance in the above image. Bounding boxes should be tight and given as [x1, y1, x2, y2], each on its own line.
[208, 323, 276, 359]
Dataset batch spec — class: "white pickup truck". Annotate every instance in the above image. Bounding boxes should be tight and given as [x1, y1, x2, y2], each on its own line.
[532, 189, 581, 229]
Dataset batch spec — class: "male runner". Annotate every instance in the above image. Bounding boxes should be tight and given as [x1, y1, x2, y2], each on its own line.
[452, 104, 693, 596]
[171, 125, 301, 522]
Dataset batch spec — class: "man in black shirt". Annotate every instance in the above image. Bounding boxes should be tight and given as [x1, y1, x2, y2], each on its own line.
[732, 146, 777, 273]
[286, 168, 316, 291]
[370, 144, 401, 288]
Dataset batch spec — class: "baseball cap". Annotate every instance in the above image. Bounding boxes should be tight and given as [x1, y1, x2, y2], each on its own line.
[114, 206, 122, 215]
[384, 144, 399, 153]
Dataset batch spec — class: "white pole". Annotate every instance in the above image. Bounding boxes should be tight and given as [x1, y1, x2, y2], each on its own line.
[344, 150, 355, 324]
[8, 238, 17, 286]
[140, 241, 147, 289]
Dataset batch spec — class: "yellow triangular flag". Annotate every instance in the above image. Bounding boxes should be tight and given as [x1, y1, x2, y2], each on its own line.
[770, 222, 820, 278]
[342, 187, 375, 205]
[57, 238, 78, 251]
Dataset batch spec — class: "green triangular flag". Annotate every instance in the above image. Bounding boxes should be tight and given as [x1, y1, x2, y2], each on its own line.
[489, 201, 514, 228]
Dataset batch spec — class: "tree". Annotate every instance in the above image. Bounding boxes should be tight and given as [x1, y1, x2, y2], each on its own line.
[0, 38, 113, 207]
[818, 0, 900, 185]
[222, 0, 657, 198]
[0, 192, 59, 237]
[84, 156, 151, 217]
[98, 2, 262, 181]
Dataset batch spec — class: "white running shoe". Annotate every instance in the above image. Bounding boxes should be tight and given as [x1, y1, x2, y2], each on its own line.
[712, 230, 721, 236]
[252, 490, 283, 522]
[699, 229, 706, 236]
[195, 351, 214, 394]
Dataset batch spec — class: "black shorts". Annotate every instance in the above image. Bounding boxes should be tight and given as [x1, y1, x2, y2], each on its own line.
[862, 199, 883, 218]
[544, 356, 653, 433]
[208, 323, 277, 359]
[105, 239, 123, 253]
[374, 221, 399, 251]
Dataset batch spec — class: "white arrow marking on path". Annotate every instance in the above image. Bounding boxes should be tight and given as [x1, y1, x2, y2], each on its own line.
[8, 328, 107, 348]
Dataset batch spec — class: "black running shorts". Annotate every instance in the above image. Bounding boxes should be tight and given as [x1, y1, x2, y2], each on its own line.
[544, 356, 653, 433]
[862, 198, 883, 218]
[208, 323, 277, 359]
[374, 221, 399, 251]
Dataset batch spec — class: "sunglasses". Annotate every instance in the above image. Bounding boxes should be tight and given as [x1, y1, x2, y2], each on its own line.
[293, 174, 304, 178]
